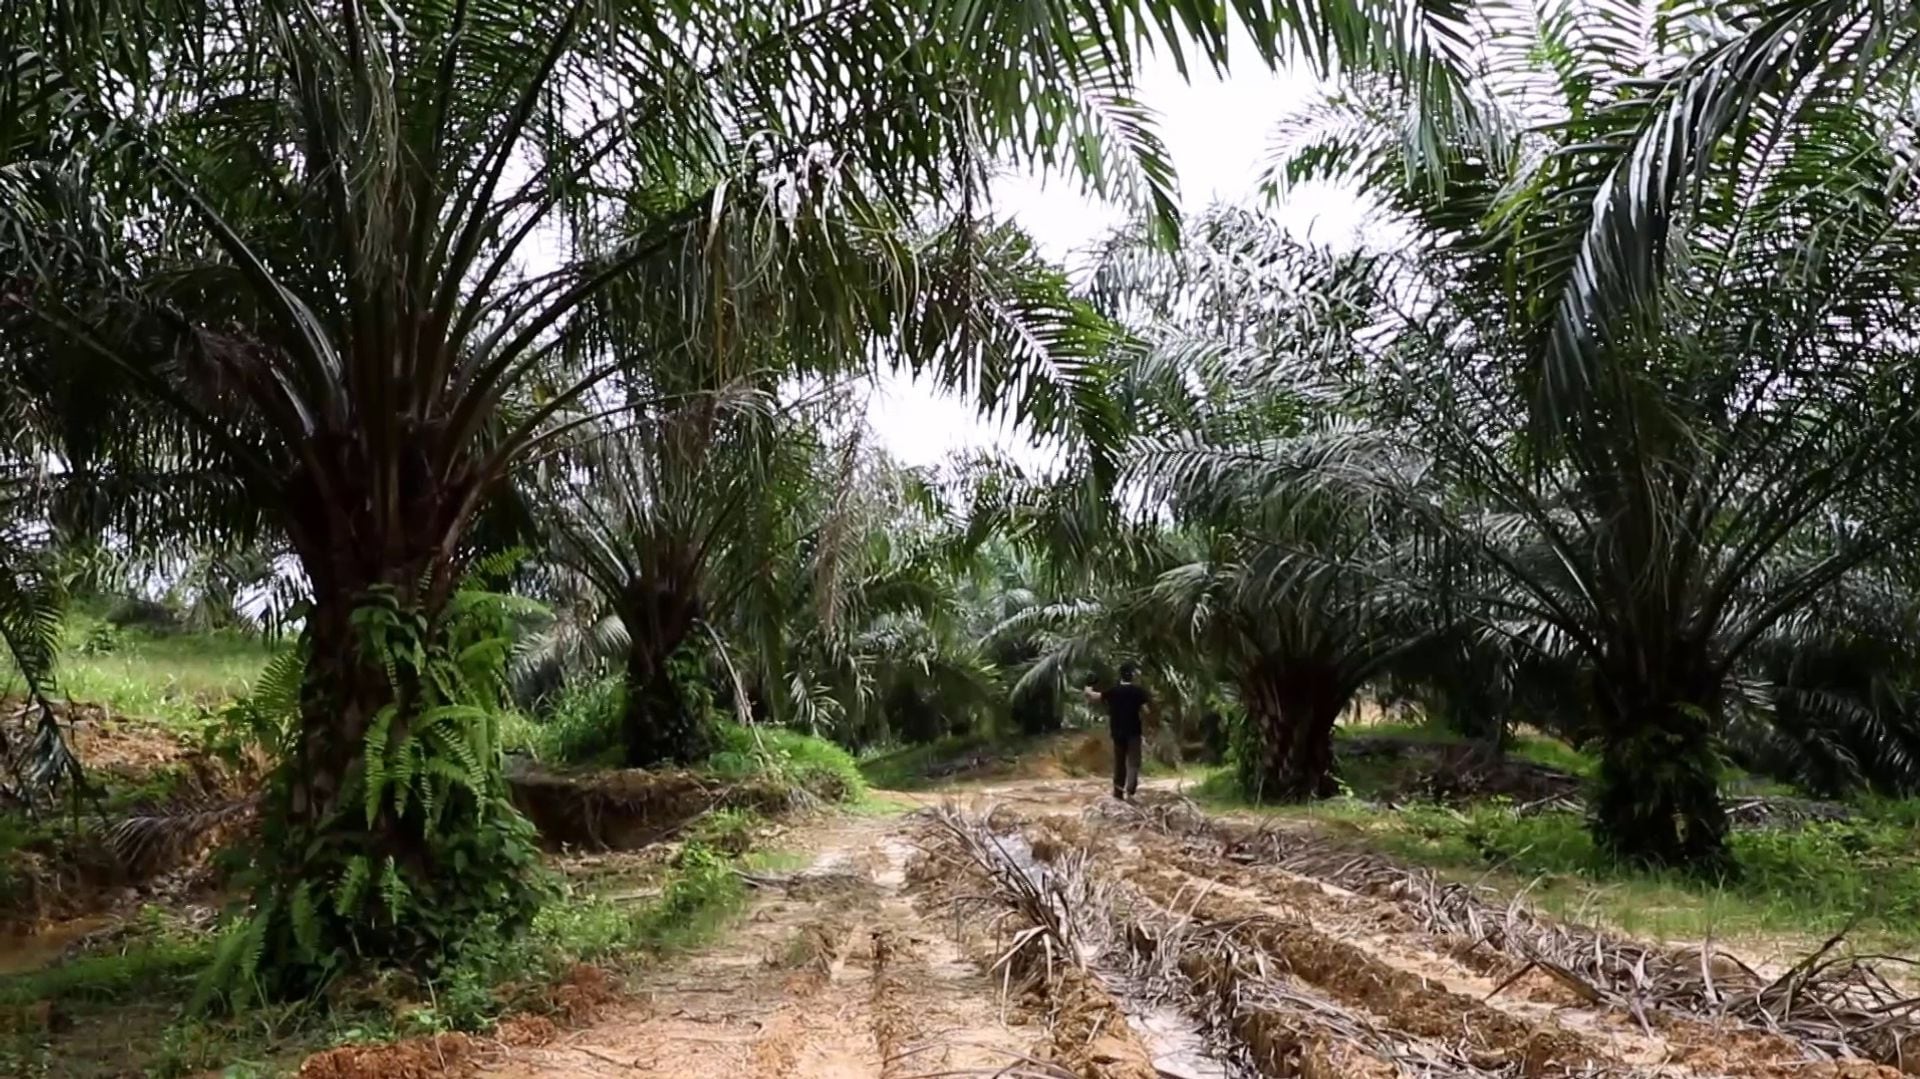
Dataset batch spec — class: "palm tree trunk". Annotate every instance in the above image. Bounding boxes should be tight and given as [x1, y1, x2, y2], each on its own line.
[1241, 666, 1345, 801]
[618, 580, 711, 767]
[242, 487, 542, 996]
[284, 585, 406, 828]
[1591, 683, 1730, 871]
[622, 633, 712, 766]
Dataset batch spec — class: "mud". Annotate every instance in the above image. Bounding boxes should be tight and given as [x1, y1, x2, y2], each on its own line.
[348, 776, 1914, 1079]
[1, 709, 254, 933]
[298, 1033, 480, 1078]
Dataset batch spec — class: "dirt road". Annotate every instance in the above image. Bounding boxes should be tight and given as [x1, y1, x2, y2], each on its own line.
[476, 779, 1913, 1078]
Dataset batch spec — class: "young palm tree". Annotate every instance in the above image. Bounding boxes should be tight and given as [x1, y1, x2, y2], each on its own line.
[536, 389, 811, 767]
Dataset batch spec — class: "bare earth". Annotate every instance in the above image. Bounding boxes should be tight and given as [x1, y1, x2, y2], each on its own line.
[467, 778, 1910, 1079]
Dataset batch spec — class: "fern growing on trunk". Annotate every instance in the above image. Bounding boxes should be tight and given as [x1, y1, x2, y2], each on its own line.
[197, 581, 549, 1007]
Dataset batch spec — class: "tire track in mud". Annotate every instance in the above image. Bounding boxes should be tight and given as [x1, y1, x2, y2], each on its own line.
[484, 816, 1039, 1078]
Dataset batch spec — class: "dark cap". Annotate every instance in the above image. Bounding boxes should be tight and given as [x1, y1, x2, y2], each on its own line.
[1119, 662, 1139, 680]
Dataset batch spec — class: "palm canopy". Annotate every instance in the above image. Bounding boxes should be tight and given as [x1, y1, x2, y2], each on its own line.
[7, 0, 1431, 988]
[985, 210, 1447, 798]
[1273, 3, 1920, 865]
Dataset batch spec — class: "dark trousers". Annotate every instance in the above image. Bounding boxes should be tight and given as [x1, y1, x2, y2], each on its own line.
[1111, 733, 1142, 797]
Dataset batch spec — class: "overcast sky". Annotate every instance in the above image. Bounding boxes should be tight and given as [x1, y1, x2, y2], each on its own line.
[866, 52, 1366, 473]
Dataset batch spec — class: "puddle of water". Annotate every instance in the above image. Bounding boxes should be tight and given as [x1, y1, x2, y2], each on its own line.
[0, 915, 114, 976]
[875, 837, 916, 888]
[1130, 1005, 1231, 1079]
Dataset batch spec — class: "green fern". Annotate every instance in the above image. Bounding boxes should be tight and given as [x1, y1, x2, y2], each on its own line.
[236, 581, 548, 995]
[289, 883, 322, 961]
[378, 856, 410, 923]
[333, 855, 371, 917]
[362, 705, 397, 826]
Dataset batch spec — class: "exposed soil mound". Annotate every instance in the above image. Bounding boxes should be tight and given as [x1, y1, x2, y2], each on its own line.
[506, 766, 806, 850]
[905, 731, 1116, 787]
[1, 708, 256, 932]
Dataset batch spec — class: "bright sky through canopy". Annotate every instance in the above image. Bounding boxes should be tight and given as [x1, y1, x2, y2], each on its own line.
[866, 51, 1366, 473]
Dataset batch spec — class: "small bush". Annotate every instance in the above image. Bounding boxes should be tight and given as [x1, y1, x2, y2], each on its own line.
[505, 676, 624, 765]
[103, 596, 182, 632]
[419, 839, 747, 1031]
[707, 724, 863, 803]
[78, 622, 125, 657]
[687, 808, 761, 855]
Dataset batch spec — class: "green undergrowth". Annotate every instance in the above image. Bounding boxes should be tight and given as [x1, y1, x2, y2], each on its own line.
[501, 675, 625, 766]
[502, 677, 865, 805]
[856, 731, 1024, 790]
[1190, 770, 1920, 953]
[1336, 719, 1597, 777]
[10, 605, 275, 730]
[0, 829, 774, 1078]
[706, 723, 864, 803]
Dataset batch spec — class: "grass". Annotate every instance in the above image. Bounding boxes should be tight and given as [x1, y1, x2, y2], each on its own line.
[0, 929, 213, 1009]
[0, 830, 776, 1078]
[502, 677, 867, 805]
[4, 605, 275, 731]
[1336, 719, 1597, 776]
[857, 732, 990, 790]
[707, 723, 865, 803]
[500, 676, 625, 766]
[1189, 766, 1920, 955]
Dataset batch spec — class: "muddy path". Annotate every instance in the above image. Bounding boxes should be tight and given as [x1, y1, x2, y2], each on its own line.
[476, 779, 1914, 1078]
[478, 810, 1052, 1078]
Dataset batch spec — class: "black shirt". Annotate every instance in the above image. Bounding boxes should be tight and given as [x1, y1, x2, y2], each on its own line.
[1103, 682, 1150, 740]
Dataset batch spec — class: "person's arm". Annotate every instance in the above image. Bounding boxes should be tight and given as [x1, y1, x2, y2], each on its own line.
[1082, 684, 1103, 703]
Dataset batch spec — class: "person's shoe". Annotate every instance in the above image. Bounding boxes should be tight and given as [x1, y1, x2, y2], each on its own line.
[1112, 790, 1126, 801]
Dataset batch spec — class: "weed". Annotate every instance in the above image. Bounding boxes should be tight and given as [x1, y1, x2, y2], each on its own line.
[502, 676, 624, 766]
[632, 842, 746, 950]
[688, 807, 761, 854]
[415, 839, 753, 1031]
[709, 724, 864, 803]
[1193, 777, 1920, 952]
[0, 933, 215, 1007]
[846, 791, 917, 818]
[18, 608, 276, 730]
[856, 732, 999, 790]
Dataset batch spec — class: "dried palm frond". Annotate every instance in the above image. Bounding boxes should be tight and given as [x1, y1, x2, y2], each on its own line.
[1131, 797, 1920, 1068]
[101, 793, 261, 876]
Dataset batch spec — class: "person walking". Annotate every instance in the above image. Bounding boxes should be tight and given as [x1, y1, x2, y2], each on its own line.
[1084, 663, 1150, 801]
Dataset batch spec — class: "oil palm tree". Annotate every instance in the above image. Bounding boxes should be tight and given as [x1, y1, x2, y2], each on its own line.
[1277, 6, 1920, 867]
[2, 0, 1366, 987]
[535, 386, 815, 767]
[1083, 209, 1439, 798]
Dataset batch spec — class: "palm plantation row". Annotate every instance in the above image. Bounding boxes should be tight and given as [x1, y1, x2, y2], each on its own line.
[5, 0, 1920, 1000]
